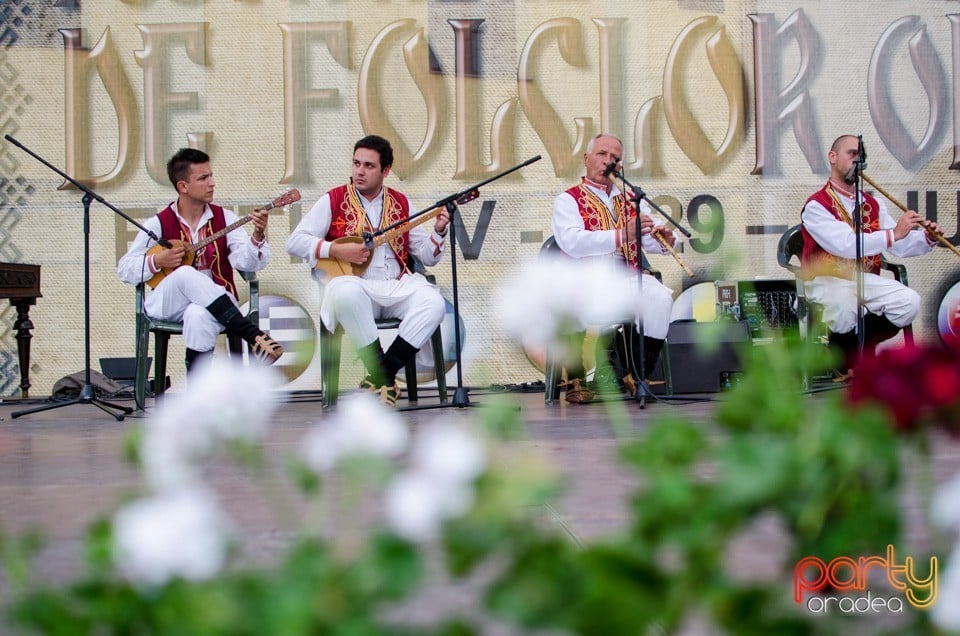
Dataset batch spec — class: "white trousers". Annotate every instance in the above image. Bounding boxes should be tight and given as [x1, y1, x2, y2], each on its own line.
[319, 273, 445, 349]
[633, 273, 675, 340]
[804, 273, 920, 334]
[143, 267, 235, 352]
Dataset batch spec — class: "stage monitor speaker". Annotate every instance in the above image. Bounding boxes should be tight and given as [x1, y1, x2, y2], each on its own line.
[99, 357, 142, 383]
[662, 320, 751, 393]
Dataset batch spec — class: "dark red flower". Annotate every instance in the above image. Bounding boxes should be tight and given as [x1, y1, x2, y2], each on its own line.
[921, 356, 960, 409]
[847, 343, 960, 432]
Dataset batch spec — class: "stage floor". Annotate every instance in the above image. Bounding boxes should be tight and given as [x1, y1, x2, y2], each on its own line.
[2, 386, 959, 632]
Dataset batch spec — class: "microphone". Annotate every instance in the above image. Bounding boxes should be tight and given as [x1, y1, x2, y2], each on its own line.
[602, 161, 619, 178]
[844, 135, 868, 183]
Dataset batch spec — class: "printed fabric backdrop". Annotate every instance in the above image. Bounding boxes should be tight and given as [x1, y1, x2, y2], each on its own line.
[2, 0, 960, 395]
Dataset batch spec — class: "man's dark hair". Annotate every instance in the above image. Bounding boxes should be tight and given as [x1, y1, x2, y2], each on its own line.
[167, 148, 210, 188]
[354, 135, 393, 170]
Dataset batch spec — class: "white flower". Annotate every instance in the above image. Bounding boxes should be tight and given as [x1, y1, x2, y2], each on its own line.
[384, 473, 446, 542]
[383, 473, 475, 543]
[932, 547, 960, 630]
[301, 392, 409, 473]
[155, 357, 282, 444]
[140, 429, 205, 492]
[497, 257, 639, 348]
[411, 423, 487, 483]
[498, 262, 563, 349]
[112, 487, 230, 587]
[142, 358, 283, 491]
[384, 422, 486, 543]
[932, 472, 960, 531]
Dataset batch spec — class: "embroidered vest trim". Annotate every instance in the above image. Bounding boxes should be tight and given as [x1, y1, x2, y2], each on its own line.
[800, 182, 882, 279]
[326, 183, 411, 273]
[565, 179, 640, 271]
[158, 203, 238, 297]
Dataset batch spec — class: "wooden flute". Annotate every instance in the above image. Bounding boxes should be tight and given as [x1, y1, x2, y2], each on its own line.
[859, 172, 960, 258]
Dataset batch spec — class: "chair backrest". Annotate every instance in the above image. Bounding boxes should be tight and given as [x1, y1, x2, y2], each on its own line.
[777, 223, 909, 284]
[406, 253, 430, 277]
[539, 235, 560, 259]
[777, 224, 804, 275]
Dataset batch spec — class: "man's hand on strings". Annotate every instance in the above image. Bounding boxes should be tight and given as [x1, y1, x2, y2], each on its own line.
[331, 241, 370, 265]
[249, 208, 269, 242]
[155, 244, 186, 269]
[434, 208, 450, 235]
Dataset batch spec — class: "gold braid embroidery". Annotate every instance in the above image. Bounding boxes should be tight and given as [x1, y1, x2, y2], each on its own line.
[577, 182, 633, 262]
[345, 182, 408, 270]
[345, 182, 370, 234]
[823, 181, 881, 274]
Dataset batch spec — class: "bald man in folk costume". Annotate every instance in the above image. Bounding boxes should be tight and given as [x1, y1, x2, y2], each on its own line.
[801, 134, 942, 374]
[551, 133, 678, 403]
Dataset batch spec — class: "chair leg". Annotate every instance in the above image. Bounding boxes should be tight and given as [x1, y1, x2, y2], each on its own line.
[903, 324, 915, 347]
[659, 341, 673, 396]
[134, 318, 150, 411]
[430, 327, 447, 404]
[320, 324, 342, 408]
[544, 350, 561, 405]
[404, 359, 418, 402]
[154, 332, 170, 399]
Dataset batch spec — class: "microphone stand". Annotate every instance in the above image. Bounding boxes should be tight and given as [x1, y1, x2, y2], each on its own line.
[610, 167, 709, 408]
[5, 134, 166, 421]
[851, 134, 867, 355]
[368, 155, 542, 410]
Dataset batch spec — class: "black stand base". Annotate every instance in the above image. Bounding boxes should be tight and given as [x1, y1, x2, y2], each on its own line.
[12, 382, 131, 421]
[633, 382, 655, 409]
[616, 385, 713, 408]
[452, 386, 471, 407]
[398, 385, 479, 412]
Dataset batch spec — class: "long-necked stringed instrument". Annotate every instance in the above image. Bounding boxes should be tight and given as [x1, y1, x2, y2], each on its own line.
[314, 189, 477, 279]
[145, 189, 300, 289]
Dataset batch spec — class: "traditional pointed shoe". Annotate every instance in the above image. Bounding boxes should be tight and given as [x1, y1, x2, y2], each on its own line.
[622, 373, 637, 396]
[252, 334, 284, 364]
[832, 368, 854, 384]
[379, 383, 401, 407]
[564, 378, 594, 404]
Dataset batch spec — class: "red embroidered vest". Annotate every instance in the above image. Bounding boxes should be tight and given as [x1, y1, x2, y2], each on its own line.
[565, 180, 640, 271]
[326, 183, 411, 272]
[158, 203, 238, 297]
[801, 183, 882, 279]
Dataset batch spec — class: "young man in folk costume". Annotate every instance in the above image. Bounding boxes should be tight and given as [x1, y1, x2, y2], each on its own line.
[551, 133, 678, 404]
[118, 148, 283, 372]
[285, 135, 449, 405]
[801, 134, 942, 375]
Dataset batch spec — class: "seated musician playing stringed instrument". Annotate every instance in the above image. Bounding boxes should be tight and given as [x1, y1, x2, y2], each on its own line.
[285, 135, 449, 406]
[118, 147, 284, 372]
